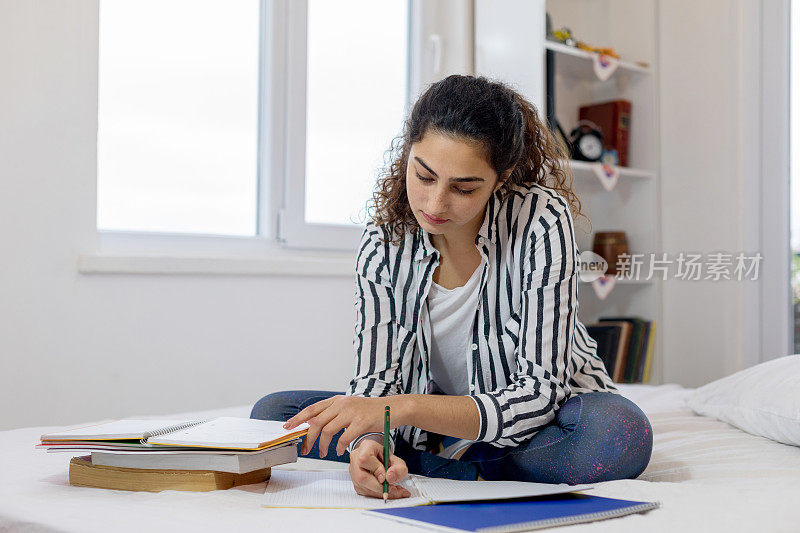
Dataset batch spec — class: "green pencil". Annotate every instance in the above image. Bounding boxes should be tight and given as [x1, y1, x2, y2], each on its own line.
[383, 405, 390, 503]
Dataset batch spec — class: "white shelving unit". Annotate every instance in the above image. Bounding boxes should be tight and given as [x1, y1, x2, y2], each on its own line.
[579, 278, 655, 285]
[569, 160, 655, 181]
[544, 40, 652, 76]
[475, 0, 662, 383]
[545, 0, 662, 384]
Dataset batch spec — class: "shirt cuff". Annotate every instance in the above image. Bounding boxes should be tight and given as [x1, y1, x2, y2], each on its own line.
[346, 431, 395, 455]
[469, 393, 503, 442]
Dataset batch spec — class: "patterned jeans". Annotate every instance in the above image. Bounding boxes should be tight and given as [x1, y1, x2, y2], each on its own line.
[250, 390, 653, 484]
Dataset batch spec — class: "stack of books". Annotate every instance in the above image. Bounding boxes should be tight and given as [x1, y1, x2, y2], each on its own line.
[587, 316, 656, 383]
[38, 417, 310, 492]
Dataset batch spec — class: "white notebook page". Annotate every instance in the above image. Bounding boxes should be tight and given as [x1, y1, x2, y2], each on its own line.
[261, 469, 594, 509]
[262, 469, 429, 509]
[41, 419, 188, 440]
[413, 476, 594, 502]
[148, 417, 309, 449]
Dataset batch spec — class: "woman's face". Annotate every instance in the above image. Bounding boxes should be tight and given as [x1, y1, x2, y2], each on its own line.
[406, 131, 506, 237]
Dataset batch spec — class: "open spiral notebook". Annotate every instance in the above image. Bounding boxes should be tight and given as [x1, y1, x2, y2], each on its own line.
[366, 495, 661, 532]
[262, 468, 595, 509]
[39, 417, 310, 451]
[262, 468, 660, 531]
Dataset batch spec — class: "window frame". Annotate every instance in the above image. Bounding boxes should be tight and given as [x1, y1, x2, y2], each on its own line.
[276, 0, 382, 250]
[279, 0, 474, 250]
[741, 0, 793, 362]
[279, 0, 417, 250]
[83, 0, 474, 272]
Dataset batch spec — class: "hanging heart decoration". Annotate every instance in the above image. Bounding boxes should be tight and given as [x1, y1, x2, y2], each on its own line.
[591, 275, 616, 300]
[593, 53, 620, 81]
[592, 162, 620, 191]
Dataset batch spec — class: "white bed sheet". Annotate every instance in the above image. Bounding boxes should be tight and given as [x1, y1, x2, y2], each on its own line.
[2, 385, 799, 533]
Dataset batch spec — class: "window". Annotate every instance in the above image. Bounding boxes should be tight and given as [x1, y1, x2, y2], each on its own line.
[792, 0, 800, 353]
[97, 0, 260, 236]
[95, 0, 472, 251]
[279, 0, 414, 249]
[279, 0, 472, 250]
[305, 0, 410, 227]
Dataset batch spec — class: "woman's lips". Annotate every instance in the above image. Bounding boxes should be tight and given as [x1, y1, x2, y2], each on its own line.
[422, 211, 448, 224]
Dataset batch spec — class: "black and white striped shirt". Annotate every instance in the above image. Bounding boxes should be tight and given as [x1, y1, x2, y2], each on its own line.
[347, 181, 618, 452]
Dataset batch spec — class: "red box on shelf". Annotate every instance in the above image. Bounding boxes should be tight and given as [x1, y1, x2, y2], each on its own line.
[578, 100, 631, 167]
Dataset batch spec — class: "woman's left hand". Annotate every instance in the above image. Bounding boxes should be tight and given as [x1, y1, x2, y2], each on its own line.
[282, 395, 398, 458]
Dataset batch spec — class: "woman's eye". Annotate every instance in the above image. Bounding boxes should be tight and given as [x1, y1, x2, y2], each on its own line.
[416, 173, 474, 195]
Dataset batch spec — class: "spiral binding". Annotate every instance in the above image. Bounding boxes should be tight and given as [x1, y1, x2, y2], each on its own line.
[479, 501, 661, 533]
[139, 419, 210, 446]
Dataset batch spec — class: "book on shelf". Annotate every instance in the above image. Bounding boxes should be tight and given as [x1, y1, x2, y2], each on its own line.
[636, 320, 653, 382]
[587, 317, 655, 383]
[586, 321, 631, 382]
[642, 321, 656, 383]
[578, 100, 631, 167]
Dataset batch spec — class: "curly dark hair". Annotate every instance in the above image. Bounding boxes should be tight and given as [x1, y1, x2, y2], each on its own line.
[363, 74, 588, 245]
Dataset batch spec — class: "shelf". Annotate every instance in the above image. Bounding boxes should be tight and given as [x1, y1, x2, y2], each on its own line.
[579, 277, 654, 285]
[568, 160, 656, 180]
[545, 40, 652, 79]
[538, 0, 661, 383]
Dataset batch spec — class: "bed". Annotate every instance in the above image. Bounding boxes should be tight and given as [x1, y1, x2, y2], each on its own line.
[2, 383, 799, 532]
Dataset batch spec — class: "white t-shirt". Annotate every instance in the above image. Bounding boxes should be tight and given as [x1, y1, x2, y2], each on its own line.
[426, 256, 486, 396]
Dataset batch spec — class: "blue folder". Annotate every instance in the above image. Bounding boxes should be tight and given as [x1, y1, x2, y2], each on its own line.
[364, 494, 660, 532]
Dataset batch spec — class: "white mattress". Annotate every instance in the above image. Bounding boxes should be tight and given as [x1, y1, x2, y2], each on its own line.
[2, 384, 799, 532]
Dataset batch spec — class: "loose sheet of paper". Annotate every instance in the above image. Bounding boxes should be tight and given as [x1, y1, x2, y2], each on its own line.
[262, 469, 429, 509]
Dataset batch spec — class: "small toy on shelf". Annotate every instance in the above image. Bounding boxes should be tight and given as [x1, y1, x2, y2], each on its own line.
[576, 42, 619, 59]
[551, 27, 576, 47]
[602, 149, 619, 168]
[544, 13, 623, 60]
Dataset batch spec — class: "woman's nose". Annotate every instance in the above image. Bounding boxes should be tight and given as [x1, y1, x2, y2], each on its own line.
[429, 188, 448, 214]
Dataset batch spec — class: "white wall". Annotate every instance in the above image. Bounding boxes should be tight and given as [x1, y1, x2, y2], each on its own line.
[0, 0, 777, 430]
[0, 1, 357, 431]
[659, 0, 764, 386]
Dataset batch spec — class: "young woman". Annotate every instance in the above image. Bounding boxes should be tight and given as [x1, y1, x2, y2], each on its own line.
[251, 74, 653, 500]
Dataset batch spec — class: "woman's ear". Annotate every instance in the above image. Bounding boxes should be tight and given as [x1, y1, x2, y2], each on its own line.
[493, 168, 513, 193]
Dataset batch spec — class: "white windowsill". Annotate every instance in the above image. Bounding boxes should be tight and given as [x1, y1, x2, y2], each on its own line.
[78, 230, 356, 276]
[78, 253, 356, 276]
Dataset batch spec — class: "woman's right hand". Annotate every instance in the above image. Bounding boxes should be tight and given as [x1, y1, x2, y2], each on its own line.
[348, 438, 412, 499]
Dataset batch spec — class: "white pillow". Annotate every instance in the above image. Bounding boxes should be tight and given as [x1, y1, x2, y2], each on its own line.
[686, 355, 800, 447]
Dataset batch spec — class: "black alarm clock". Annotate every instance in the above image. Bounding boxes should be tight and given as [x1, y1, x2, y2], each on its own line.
[568, 120, 604, 162]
